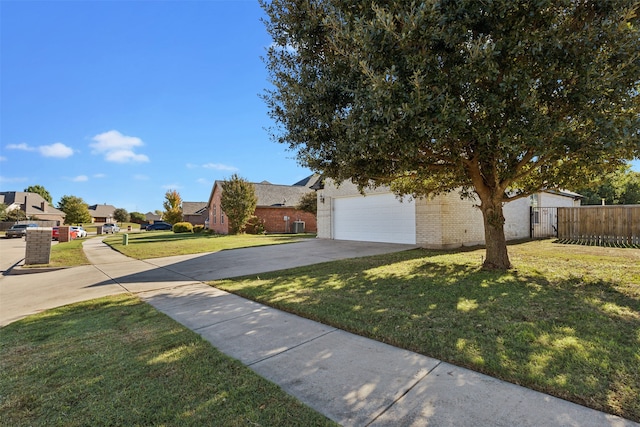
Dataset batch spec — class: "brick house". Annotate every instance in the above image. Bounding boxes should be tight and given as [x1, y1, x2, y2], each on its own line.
[207, 176, 320, 234]
[316, 179, 582, 247]
[182, 202, 208, 225]
[0, 191, 65, 224]
[88, 204, 116, 223]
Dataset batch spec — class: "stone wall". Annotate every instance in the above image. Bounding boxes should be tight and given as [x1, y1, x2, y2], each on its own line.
[25, 228, 52, 265]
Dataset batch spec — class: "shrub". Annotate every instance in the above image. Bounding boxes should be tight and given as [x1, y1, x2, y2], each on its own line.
[193, 225, 205, 234]
[245, 215, 266, 235]
[172, 222, 193, 233]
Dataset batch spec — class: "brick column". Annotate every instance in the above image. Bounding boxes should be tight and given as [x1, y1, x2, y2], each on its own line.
[25, 228, 52, 265]
[58, 226, 71, 242]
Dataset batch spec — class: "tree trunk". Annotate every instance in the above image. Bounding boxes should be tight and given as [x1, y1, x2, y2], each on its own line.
[479, 198, 512, 270]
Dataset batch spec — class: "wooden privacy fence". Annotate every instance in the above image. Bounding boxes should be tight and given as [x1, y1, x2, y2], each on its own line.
[557, 205, 640, 246]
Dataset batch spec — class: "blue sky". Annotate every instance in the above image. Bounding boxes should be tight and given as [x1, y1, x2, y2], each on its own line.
[1, 1, 638, 214]
[1, 0, 311, 214]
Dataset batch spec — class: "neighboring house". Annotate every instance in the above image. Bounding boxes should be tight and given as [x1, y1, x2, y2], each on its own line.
[315, 179, 582, 248]
[145, 212, 162, 223]
[0, 191, 66, 225]
[207, 175, 320, 234]
[88, 204, 117, 223]
[182, 202, 208, 225]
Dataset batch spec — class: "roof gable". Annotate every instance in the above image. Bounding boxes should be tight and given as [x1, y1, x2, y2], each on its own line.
[0, 191, 65, 216]
[88, 204, 117, 218]
[182, 202, 208, 215]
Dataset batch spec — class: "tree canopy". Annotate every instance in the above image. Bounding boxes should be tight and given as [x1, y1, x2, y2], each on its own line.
[221, 174, 258, 234]
[58, 195, 91, 225]
[296, 191, 318, 214]
[24, 185, 52, 204]
[576, 163, 640, 205]
[113, 208, 130, 224]
[162, 190, 183, 225]
[262, 0, 640, 269]
[130, 211, 146, 224]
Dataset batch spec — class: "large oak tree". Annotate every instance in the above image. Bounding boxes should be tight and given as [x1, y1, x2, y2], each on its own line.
[261, 0, 640, 269]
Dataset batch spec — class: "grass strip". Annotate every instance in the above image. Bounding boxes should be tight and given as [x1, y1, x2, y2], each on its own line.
[21, 237, 91, 269]
[104, 232, 314, 259]
[0, 294, 335, 427]
[212, 240, 640, 422]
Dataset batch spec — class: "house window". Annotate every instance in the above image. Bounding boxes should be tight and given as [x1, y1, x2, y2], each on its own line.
[213, 205, 217, 224]
[221, 212, 224, 224]
[530, 194, 539, 208]
[530, 194, 540, 224]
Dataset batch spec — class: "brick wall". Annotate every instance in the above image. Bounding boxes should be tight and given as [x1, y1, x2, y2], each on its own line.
[57, 226, 72, 243]
[256, 207, 317, 233]
[208, 183, 229, 234]
[207, 182, 317, 234]
[25, 228, 51, 265]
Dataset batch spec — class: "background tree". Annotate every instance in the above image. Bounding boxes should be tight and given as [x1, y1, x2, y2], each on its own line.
[130, 211, 146, 224]
[162, 190, 183, 225]
[0, 203, 7, 221]
[296, 191, 317, 215]
[24, 185, 52, 204]
[220, 174, 257, 234]
[113, 208, 130, 224]
[6, 209, 27, 222]
[262, 0, 640, 269]
[58, 195, 91, 224]
[576, 164, 640, 205]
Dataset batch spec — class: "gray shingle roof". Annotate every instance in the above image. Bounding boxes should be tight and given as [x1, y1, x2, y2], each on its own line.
[88, 204, 117, 218]
[182, 202, 208, 215]
[254, 183, 314, 207]
[0, 191, 65, 216]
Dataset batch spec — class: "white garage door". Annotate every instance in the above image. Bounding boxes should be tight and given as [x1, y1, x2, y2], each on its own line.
[333, 193, 416, 244]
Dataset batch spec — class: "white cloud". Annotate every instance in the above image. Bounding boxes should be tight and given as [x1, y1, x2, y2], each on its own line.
[161, 183, 182, 190]
[6, 143, 35, 151]
[0, 176, 28, 183]
[39, 142, 74, 158]
[0, 156, 6, 162]
[72, 175, 89, 182]
[187, 162, 238, 171]
[269, 42, 297, 54]
[133, 174, 149, 180]
[201, 163, 238, 171]
[6, 142, 73, 158]
[93, 173, 106, 178]
[196, 178, 212, 185]
[90, 130, 149, 163]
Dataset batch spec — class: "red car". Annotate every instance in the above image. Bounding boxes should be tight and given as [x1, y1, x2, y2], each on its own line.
[52, 227, 78, 241]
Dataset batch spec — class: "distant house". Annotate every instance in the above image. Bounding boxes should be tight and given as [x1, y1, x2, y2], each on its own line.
[207, 175, 320, 234]
[182, 202, 208, 226]
[0, 191, 65, 224]
[145, 212, 162, 223]
[88, 204, 116, 223]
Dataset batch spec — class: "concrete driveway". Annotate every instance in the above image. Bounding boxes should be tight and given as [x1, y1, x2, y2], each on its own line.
[0, 238, 414, 326]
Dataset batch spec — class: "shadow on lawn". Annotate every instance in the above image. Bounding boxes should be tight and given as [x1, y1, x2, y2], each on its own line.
[221, 250, 640, 422]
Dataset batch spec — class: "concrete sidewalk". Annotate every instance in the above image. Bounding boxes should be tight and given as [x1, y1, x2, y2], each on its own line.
[2, 237, 637, 426]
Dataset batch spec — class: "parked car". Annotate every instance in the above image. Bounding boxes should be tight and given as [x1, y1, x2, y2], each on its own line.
[70, 226, 87, 238]
[146, 222, 173, 231]
[102, 223, 120, 234]
[5, 223, 38, 238]
[52, 227, 78, 241]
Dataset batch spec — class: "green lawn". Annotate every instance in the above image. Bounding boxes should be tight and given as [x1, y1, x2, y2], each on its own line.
[0, 295, 336, 427]
[211, 240, 640, 422]
[104, 231, 314, 259]
[19, 237, 91, 269]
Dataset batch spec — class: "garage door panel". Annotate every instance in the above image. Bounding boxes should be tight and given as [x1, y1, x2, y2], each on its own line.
[333, 194, 416, 244]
